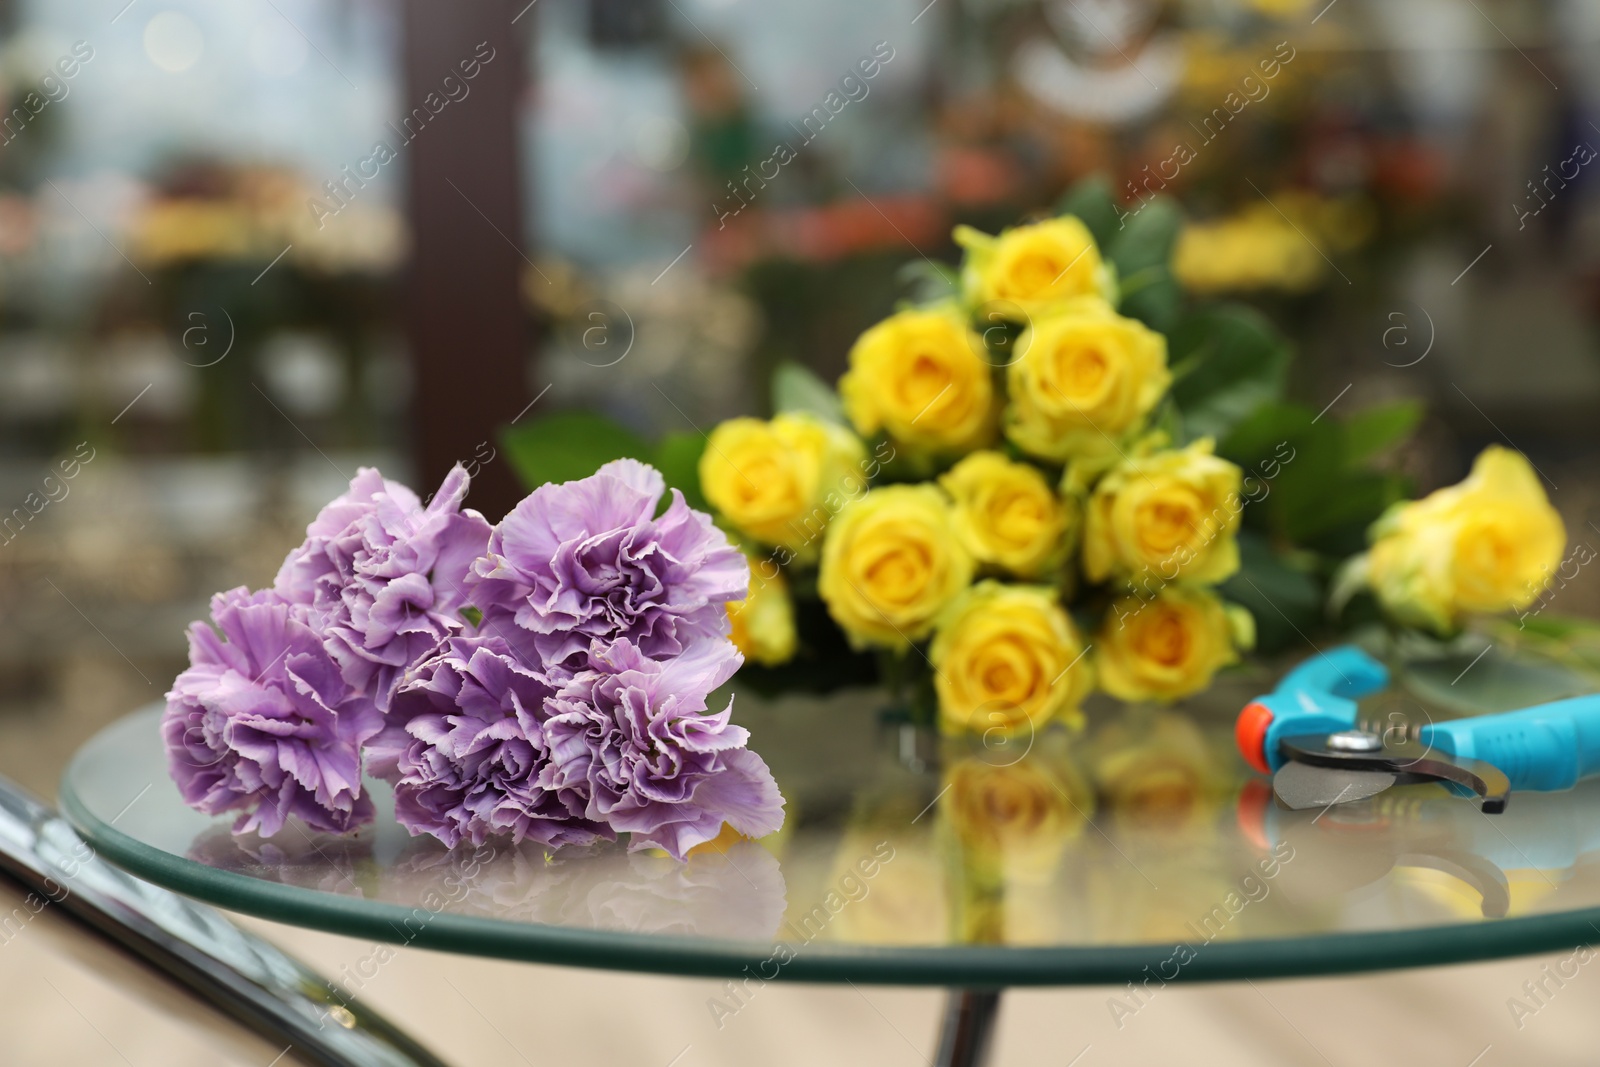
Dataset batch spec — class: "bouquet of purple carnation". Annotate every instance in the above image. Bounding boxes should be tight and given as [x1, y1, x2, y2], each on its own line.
[162, 459, 785, 861]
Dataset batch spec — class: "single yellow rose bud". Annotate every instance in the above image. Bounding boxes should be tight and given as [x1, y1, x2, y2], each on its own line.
[931, 581, 1094, 736]
[839, 303, 998, 457]
[1096, 586, 1251, 703]
[699, 413, 868, 557]
[1367, 445, 1565, 632]
[939, 452, 1074, 579]
[818, 484, 974, 649]
[1005, 297, 1170, 463]
[727, 558, 798, 667]
[1082, 438, 1243, 589]
[953, 216, 1115, 317]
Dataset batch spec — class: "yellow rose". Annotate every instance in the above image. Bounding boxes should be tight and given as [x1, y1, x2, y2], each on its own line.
[839, 304, 997, 456]
[728, 559, 798, 667]
[818, 485, 974, 649]
[699, 413, 867, 556]
[1005, 297, 1170, 462]
[132, 199, 254, 265]
[1173, 211, 1323, 294]
[1082, 438, 1243, 588]
[1367, 446, 1565, 633]
[1096, 586, 1253, 702]
[931, 582, 1093, 736]
[939, 451, 1073, 578]
[953, 217, 1115, 317]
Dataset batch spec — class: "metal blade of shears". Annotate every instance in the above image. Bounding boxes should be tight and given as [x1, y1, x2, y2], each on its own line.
[1278, 734, 1513, 813]
[1272, 761, 1398, 810]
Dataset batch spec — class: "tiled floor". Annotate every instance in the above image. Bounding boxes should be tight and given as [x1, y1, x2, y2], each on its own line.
[2, 912, 1595, 1066]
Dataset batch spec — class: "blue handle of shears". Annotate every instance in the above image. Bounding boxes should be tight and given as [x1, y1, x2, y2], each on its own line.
[1245, 646, 1389, 772]
[1424, 696, 1600, 792]
[1243, 645, 1600, 793]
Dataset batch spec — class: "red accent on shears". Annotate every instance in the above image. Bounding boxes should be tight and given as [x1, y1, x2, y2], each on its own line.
[1236, 701, 1274, 775]
[1235, 779, 1273, 851]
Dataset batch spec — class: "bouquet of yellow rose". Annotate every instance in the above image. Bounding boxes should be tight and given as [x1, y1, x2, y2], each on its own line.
[695, 207, 1261, 736]
[504, 177, 1569, 735]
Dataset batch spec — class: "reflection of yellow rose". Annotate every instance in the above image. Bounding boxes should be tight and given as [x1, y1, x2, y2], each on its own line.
[953, 217, 1115, 316]
[1367, 446, 1565, 633]
[931, 582, 1094, 736]
[942, 755, 1088, 886]
[827, 833, 947, 946]
[818, 485, 973, 649]
[1246, 0, 1313, 16]
[1097, 586, 1252, 702]
[839, 304, 997, 457]
[939, 451, 1073, 578]
[1083, 438, 1243, 588]
[728, 560, 798, 667]
[700, 413, 867, 556]
[1005, 298, 1170, 462]
[1089, 712, 1220, 836]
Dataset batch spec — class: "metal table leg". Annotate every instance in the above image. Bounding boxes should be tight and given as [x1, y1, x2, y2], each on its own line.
[0, 773, 449, 1067]
[934, 988, 1002, 1067]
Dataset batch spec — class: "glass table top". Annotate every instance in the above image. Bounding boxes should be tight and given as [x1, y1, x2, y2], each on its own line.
[59, 647, 1600, 986]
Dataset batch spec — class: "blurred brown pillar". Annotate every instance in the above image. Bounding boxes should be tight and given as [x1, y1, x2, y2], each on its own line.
[402, 0, 531, 519]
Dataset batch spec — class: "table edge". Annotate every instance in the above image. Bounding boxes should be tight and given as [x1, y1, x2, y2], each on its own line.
[60, 726, 1600, 987]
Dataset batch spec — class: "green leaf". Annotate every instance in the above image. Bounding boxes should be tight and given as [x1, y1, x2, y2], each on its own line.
[1116, 267, 1182, 334]
[1487, 613, 1600, 682]
[1218, 401, 1317, 465]
[1281, 470, 1405, 554]
[1343, 400, 1423, 465]
[1183, 360, 1283, 440]
[1108, 198, 1183, 332]
[1055, 174, 1121, 251]
[1219, 401, 1411, 557]
[1218, 530, 1322, 655]
[655, 431, 710, 511]
[1108, 197, 1181, 276]
[897, 259, 959, 304]
[1168, 305, 1291, 442]
[500, 410, 651, 491]
[771, 361, 846, 424]
[1326, 552, 1372, 621]
[1510, 613, 1600, 642]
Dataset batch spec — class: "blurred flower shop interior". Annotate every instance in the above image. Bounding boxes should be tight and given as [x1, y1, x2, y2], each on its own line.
[8, 0, 1600, 1063]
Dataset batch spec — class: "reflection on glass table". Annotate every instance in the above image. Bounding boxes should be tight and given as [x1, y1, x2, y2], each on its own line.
[61, 646, 1600, 1066]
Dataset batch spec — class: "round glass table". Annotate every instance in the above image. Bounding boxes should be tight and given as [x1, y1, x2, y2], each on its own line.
[61, 646, 1600, 1066]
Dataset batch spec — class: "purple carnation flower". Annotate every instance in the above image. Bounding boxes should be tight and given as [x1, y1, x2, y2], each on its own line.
[275, 464, 492, 711]
[162, 587, 383, 837]
[468, 459, 747, 674]
[370, 634, 611, 850]
[544, 637, 785, 861]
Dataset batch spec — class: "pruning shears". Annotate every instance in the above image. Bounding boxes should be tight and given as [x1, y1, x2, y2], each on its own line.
[1235, 646, 1600, 813]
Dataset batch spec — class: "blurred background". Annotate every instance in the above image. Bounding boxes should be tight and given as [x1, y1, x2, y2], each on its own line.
[3, 0, 1600, 1062]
